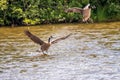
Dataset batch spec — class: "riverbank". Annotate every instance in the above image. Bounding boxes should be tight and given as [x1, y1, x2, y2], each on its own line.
[0, 21, 120, 28]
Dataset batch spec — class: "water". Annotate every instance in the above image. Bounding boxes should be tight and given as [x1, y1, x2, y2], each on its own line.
[0, 22, 120, 80]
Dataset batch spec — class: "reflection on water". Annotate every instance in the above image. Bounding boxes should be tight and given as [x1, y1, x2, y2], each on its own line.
[0, 22, 120, 80]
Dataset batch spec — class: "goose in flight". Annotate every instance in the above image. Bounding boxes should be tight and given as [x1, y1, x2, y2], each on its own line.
[65, 4, 95, 23]
[24, 30, 72, 55]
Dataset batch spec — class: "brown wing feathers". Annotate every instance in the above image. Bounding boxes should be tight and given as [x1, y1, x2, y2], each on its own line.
[65, 7, 83, 14]
[24, 30, 44, 45]
[51, 33, 72, 44]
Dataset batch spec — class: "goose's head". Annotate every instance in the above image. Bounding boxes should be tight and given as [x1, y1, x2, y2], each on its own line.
[89, 5, 96, 9]
[48, 36, 53, 43]
[88, 4, 96, 9]
[83, 4, 96, 9]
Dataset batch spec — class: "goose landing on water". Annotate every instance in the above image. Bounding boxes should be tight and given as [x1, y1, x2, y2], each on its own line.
[24, 30, 72, 55]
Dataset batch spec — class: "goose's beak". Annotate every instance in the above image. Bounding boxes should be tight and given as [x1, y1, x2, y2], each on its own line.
[50, 36, 54, 38]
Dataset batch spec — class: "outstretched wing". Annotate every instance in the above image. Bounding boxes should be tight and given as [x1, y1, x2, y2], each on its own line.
[51, 33, 72, 44]
[65, 7, 83, 14]
[24, 30, 45, 45]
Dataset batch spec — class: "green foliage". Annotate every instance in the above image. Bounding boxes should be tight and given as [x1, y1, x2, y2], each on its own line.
[90, 0, 120, 22]
[0, 18, 4, 25]
[23, 18, 40, 25]
[82, 0, 90, 5]
[0, 0, 7, 25]
[107, 3, 120, 20]
[0, 0, 120, 26]
[0, 0, 7, 10]
[96, 6, 107, 22]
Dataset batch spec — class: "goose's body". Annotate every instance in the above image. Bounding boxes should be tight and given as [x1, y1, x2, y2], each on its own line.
[41, 43, 51, 53]
[24, 30, 71, 54]
[82, 8, 91, 22]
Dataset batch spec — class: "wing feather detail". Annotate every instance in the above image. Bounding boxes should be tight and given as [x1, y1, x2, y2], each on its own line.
[51, 33, 72, 44]
[24, 30, 45, 45]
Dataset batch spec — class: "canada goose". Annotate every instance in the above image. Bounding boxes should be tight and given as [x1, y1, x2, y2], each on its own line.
[65, 4, 95, 23]
[24, 30, 72, 55]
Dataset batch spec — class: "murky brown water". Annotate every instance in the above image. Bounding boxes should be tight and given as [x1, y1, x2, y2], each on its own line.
[0, 22, 120, 80]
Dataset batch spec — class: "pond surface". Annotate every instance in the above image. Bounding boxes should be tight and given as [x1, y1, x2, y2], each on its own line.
[0, 22, 120, 80]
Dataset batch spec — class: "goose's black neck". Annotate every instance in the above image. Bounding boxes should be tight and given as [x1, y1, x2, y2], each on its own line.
[48, 37, 51, 43]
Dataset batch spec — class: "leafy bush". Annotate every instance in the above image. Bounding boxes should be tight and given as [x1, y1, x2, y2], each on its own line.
[0, 0, 120, 26]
